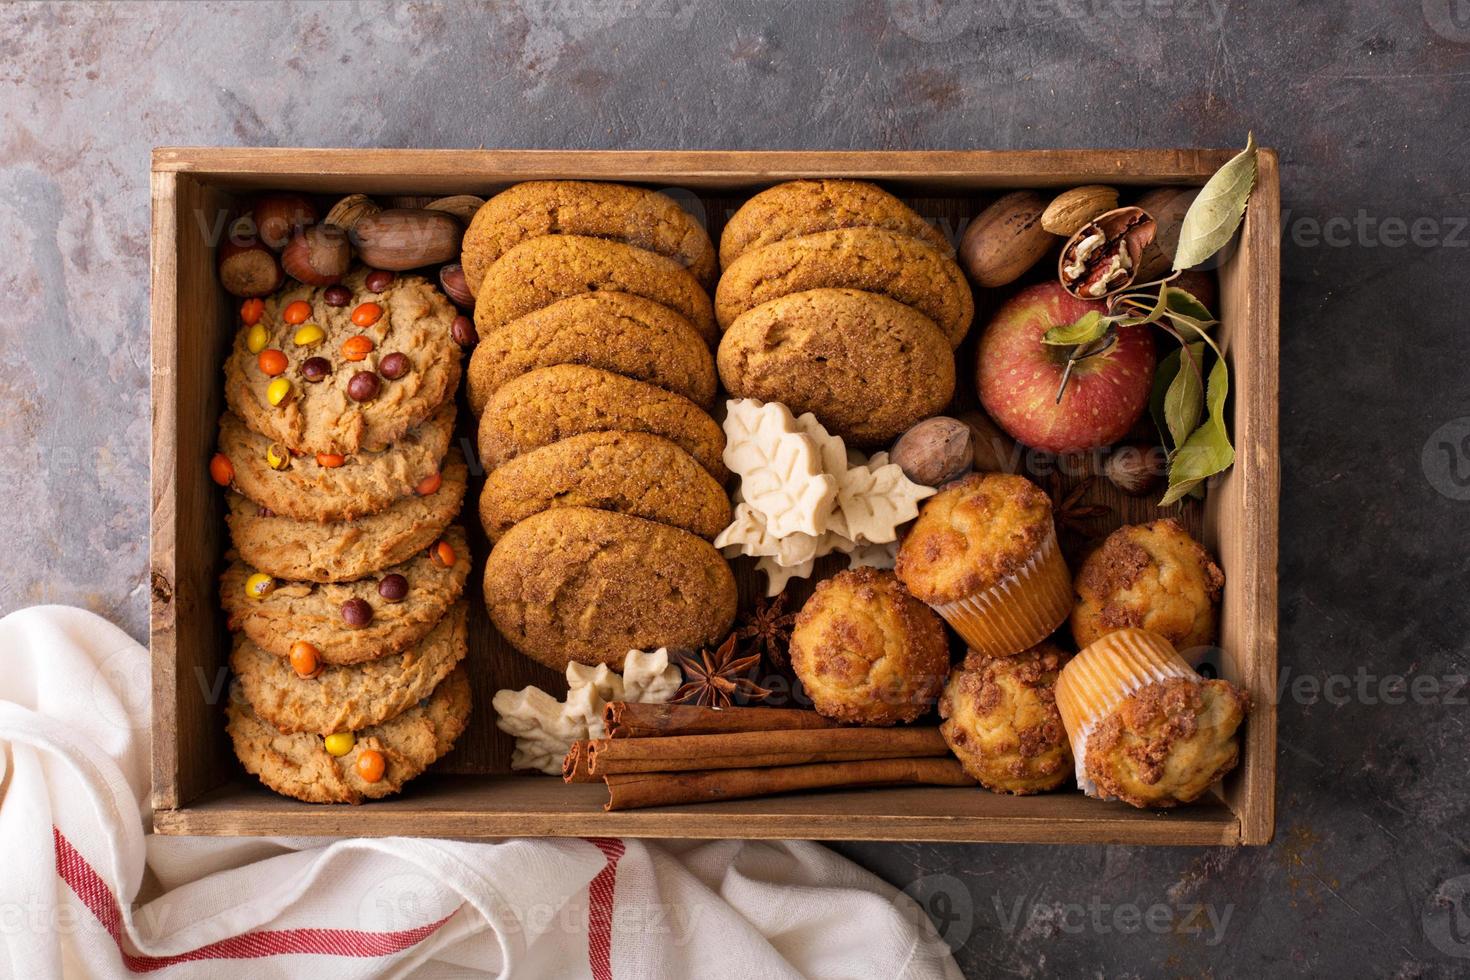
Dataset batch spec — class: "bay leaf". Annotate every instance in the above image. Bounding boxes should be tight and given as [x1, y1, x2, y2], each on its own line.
[1173, 133, 1257, 271]
[1043, 310, 1107, 346]
[1163, 342, 1206, 451]
[1160, 355, 1235, 505]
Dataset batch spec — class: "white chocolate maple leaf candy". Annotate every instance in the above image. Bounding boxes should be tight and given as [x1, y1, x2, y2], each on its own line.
[836, 457, 936, 544]
[722, 399, 838, 538]
[715, 502, 834, 568]
[756, 555, 817, 596]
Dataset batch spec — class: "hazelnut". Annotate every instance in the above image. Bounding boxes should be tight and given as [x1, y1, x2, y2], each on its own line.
[439, 263, 474, 309]
[352, 209, 463, 271]
[1133, 187, 1199, 281]
[1102, 443, 1167, 497]
[890, 417, 973, 487]
[217, 240, 283, 297]
[956, 410, 1021, 474]
[250, 193, 317, 250]
[281, 224, 350, 286]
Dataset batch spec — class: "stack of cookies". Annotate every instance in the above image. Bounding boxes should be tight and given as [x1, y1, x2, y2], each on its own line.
[715, 180, 970, 446]
[214, 267, 472, 804]
[461, 181, 737, 672]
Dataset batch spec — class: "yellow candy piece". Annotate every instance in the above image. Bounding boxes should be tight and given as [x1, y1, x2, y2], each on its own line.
[324, 732, 356, 757]
[265, 443, 290, 470]
[293, 323, 325, 347]
[244, 572, 274, 600]
[267, 378, 293, 407]
[245, 323, 270, 354]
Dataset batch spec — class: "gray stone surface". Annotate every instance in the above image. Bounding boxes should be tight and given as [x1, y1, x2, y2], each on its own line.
[3, 0, 1468, 974]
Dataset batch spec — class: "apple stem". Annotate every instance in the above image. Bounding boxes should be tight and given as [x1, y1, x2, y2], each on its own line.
[1053, 331, 1119, 404]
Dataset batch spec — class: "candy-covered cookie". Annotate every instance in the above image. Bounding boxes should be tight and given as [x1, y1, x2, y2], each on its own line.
[231, 602, 469, 736]
[226, 448, 467, 582]
[227, 664, 471, 804]
[216, 404, 455, 523]
[221, 526, 470, 665]
[223, 267, 462, 455]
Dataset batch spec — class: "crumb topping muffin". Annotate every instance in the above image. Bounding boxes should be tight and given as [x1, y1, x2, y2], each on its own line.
[477, 364, 728, 481]
[939, 644, 1072, 794]
[461, 180, 717, 293]
[223, 268, 461, 455]
[789, 568, 950, 726]
[714, 227, 974, 347]
[484, 507, 737, 671]
[1071, 519, 1225, 652]
[479, 431, 731, 541]
[717, 287, 955, 446]
[473, 235, 716, 339]
[719, 179, 952, 269]
[467, 291, 717, 416]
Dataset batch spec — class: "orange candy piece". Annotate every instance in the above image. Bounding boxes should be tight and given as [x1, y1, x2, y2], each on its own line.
[356, 749, 386, 783]
[341, 335, 375, 361]
[240, 298, 265, 326]
[415, 471, 442, 496]
[350, 302, 383, 327]
[428, 539, 456, 568]
[315, 452, 346, 468]
[257, 349, 288, 376]
[283, 300, 312, 324]
[289, 641, 322, 678]
[209, 453, 234, 486]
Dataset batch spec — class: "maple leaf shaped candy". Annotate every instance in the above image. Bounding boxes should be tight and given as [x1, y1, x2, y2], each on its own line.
[836, 460, 936, 544]
[756, 554, 817, 596]
[722, 400, 837, 538]
[715, 502, 830, 567]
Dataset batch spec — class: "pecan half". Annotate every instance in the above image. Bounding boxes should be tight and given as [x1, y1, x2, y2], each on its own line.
[1057, 206, 1157, 300]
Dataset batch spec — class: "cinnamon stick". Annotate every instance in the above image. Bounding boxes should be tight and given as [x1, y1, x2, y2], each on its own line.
[561, 741, 597, 783]
[603, 701, 839, 738]
[603, 757, 974, 811]
[586, 727, 948, 775]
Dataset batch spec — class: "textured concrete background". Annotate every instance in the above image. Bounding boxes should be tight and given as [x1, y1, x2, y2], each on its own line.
[3, 0, 1469, 974]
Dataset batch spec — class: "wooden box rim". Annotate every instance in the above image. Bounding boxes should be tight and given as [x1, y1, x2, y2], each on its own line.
[150, 147, 1279, 846]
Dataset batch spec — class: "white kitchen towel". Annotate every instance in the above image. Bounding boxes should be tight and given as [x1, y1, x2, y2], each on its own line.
[0, 605, 961, 979]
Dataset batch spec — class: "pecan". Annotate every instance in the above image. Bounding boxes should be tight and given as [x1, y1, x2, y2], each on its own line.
[1057, 206, 1157, 300]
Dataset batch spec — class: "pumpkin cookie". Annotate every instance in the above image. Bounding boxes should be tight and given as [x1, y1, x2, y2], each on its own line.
[223, 268, 462, 455]
[221, 526, 470, 665]
[226, 448, 467, 582]
[461, 180, 717, 293]
[719, 179, 950, 268]
[473, 235, 716, 340]
[227, 665, 471, 804]
[715, 228, 974, 347]
[484, 507, 737, 670]
[479, 431, 731, 541]
[478, 365, 727, 481]
[467, 292, 716, 416]
[718, 288, 956, 446]
[217, 404, 454, 523]
[230, 602, 469, 736]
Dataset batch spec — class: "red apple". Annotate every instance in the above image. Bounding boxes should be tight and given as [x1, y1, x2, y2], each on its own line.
[976, 281, 1155, 453]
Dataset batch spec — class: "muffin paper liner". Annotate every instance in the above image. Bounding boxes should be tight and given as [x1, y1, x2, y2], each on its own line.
[930, 527, 1072, 658]
[1054, 628, 1197, 798]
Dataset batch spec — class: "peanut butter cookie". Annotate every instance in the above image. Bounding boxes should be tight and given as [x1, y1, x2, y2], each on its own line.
[477, 365, 727, 481]
[717, 288, 956, 446]
[466, 292, 716, 416]
[484, 507, 737, 670]
[473, 235, 715, 340]
[461, 180, 717, 293]
[479, 431, 731, 541]
[715, 228, 974, 347]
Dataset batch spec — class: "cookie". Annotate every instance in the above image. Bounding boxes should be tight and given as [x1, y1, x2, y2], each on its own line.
[230, 602, 469, 736]
[221, 526, 471, 665]
[714, 228, 974, 347]
[473, 235, 716, 340]
[477, 365, 728, 481]
[217, 403, 454, 523]
[466, 292, 716, 416]
[227, 664, 470, 803]
[461, 180, 717, 293]
[719, 179, 951, 269]
[718, 288, 955, 446]
[479, 431, 731, 541]
[484, 507, 737, 671]
[223, 268, 461, 455]
[226, 448, 467, 582]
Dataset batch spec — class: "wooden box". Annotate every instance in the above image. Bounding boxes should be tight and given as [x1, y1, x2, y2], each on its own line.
[150, 149, 1278, 845]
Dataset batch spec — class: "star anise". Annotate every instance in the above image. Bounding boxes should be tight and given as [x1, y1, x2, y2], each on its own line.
[671, 634, 772, 708]
[1047, 473, 1114, 539]
[735, 592, 797, 668]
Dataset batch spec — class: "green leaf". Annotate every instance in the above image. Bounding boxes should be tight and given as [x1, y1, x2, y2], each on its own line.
[1173, 133, 1258, 271]
[1149, 347, 1183, 446]
[1042, 311, 1107, 346]
[1164, 287, 1216, 323]
[1163, 342, 1206, 451]
[1160, 355, 1235, 505]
